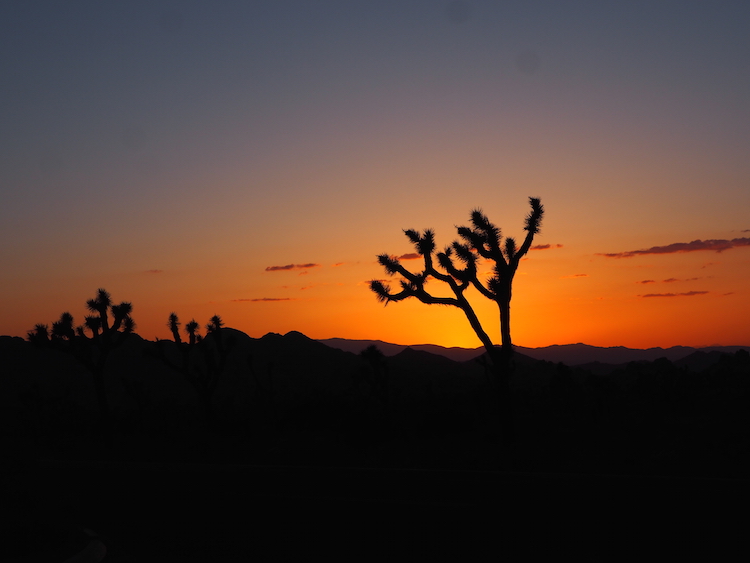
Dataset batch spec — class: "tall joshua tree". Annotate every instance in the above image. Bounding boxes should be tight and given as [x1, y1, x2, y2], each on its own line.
[370, 198, 544, 437]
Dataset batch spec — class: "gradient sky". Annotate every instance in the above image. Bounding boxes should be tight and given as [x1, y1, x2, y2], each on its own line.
[2, 1, 749, 349]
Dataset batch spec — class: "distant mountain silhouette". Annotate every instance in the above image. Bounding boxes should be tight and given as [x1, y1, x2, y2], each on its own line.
[319, 338, 486, 362]
[318, 338, 748, 370]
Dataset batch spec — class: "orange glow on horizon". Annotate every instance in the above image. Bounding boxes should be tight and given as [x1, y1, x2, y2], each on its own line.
[6, 241, 748, 351]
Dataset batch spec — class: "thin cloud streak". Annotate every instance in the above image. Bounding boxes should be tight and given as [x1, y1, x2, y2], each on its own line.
[145, 269, 163, 274]
[397, 253, 421, 260]
[600, 237, 750, 258]
[531, 243, 563, 250]
[639, 291, 709, 298]
[265, 263, 320, 272]
[232, 297, 293, 302]
[639, 277, 700, 284]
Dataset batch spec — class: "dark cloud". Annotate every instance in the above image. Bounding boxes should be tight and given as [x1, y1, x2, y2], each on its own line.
[639, 291, 709, 298]
[232, 297, 292, 302]
[599, 237, 750, 258]
[397, 253, 421, 260]
[265, 263, 320, 272]
[639, 277, 701, 284]
[145, 269, 163, 274]
[332, 262, 345, 267]
[561, 274, 588, 279]
[531, 243, 563, 250]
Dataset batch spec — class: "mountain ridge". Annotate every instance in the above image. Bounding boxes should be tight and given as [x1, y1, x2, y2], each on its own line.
[317, 337, 749, 366]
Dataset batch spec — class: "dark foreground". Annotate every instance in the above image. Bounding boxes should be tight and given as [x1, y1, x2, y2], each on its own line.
[3, 333, 750, 559]
[5, 459, 749, 562]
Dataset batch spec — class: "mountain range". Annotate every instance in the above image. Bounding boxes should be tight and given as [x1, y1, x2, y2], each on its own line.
[318, 337, 749, 372]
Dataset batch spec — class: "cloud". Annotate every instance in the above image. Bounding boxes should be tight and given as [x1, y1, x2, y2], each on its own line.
[145, 269, 163, 274]
[639, 291, 709, 298]
[640, 277, 700, 284]
[332, 262, 345, 267]
[397, 253, 421, 260]
[561, 274, 588, 279]
[531, 244, 563, 250]
[742, 230, 750, 233]
[231, 297, 292, 302]
[265, 263, 320, 272]
[599, 237, 750, 258]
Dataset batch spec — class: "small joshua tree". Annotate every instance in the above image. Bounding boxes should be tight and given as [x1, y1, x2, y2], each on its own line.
[168, 312, 182, 344]
[153, 312, 232, 429]
[370, 198, 544, 438]
[185, 319, 201, 345]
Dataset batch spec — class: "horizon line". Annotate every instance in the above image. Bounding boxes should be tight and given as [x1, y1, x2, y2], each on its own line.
[5, 329, 748, 351]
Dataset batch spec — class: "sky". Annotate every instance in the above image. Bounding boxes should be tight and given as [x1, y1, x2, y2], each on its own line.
[2, 0, 749, 349]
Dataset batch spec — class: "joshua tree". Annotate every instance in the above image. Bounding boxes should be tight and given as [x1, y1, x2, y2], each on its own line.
[28, 288, 136, 442]
[86, 288, 112, 333]
[51, 312, 76, 342]
[27, 323, 50, 344]
[370, 198, 544, 438]
[185, 319, 201, 345]
[153, 312, 233, 429]
[206, 314, 224, 334]
[168, 312, 182, 344]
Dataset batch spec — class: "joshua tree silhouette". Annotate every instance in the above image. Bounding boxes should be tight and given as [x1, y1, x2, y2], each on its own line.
[185, 318, 201, 345]
[153, 312, 233, 429]
[27, 288, 135, 442]
[370, 197, 544, 439]
[168, 312, 182, 344]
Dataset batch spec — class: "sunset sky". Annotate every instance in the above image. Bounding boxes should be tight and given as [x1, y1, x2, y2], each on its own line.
[2, 1, 749, 349]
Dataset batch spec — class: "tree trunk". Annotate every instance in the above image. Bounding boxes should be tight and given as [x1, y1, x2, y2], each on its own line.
[489, 347, 515, 445]
[92, 369, 112, 445]
[499, 297, 512, 351]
